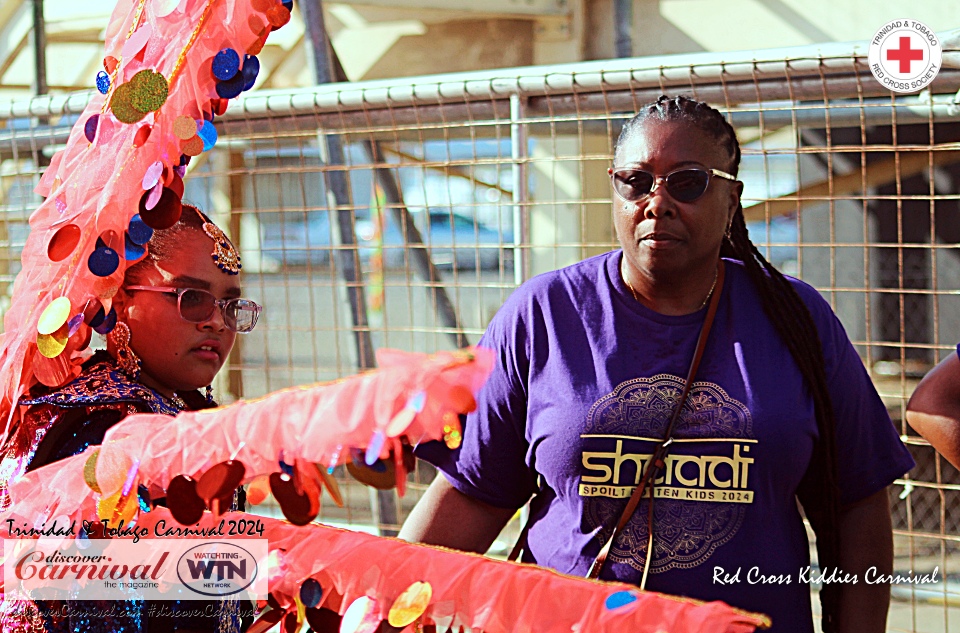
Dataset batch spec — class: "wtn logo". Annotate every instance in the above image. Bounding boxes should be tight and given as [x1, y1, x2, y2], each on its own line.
[184, 559, 247, 581]
[176, 542, 260, 597]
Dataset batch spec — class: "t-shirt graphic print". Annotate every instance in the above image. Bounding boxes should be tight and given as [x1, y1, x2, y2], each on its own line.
[582, 374, 754, 573]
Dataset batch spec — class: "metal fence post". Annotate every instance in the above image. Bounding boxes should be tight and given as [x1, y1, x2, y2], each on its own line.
[510, 93, 528, 286]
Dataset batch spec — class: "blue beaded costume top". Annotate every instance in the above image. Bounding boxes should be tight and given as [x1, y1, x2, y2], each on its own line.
[20, 355, 183, 415]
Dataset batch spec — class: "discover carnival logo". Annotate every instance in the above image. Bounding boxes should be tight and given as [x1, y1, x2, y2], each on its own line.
[869, 19, 942, 93]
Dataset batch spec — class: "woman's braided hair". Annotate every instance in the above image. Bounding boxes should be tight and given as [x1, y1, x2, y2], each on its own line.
[616, 95, 841, 632]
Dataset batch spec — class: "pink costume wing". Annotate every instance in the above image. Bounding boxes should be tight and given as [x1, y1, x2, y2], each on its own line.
[137, 508, 770, 632]
[0, 0, 277, 438]
[1, 348, 493, 519]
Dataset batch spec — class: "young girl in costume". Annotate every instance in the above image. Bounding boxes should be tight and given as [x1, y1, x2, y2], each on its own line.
[0, 206, 260, 632]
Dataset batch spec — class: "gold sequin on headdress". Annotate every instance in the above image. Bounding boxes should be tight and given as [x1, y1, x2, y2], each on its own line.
[196, 208, 242, 275]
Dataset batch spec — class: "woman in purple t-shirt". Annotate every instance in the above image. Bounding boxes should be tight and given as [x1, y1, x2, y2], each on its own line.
[401, 96, 913, 633]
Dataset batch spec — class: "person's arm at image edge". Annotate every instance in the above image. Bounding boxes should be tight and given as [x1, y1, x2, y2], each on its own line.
[835, 488, 893, 633]
[906, 352, 960, 469]
[399, 474, 517, 554]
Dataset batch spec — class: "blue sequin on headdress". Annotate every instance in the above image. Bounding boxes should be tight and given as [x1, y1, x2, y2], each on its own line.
[96, 71, 110, 94]
[212, 48, 241, 81]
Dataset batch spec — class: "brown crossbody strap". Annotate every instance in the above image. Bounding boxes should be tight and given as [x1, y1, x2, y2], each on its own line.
[509, 261, 726, 583]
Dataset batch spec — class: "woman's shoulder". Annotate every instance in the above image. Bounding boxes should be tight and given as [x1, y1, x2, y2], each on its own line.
[490, 251, 616, 323]
[513, 251, 617, 299]
[724, 258, 833, 312]
[723, 258, 845, 341]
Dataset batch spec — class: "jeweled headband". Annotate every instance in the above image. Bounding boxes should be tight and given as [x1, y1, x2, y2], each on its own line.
[196, 208, 241, 275]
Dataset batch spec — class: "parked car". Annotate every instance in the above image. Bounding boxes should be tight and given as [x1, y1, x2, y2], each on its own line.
[258, 208, 513, 272]
[258, 211, 334, 268]
[745, 214, 799, 274]
[358, 210, 513, 271]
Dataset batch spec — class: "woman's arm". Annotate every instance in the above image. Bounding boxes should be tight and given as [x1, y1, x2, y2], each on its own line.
[906, 352, 960, 469]
[399, 474, 517, 554]
[836, 488, 892, 633]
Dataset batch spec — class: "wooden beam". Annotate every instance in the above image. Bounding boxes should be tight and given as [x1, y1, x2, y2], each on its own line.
[0, 0, 26, 37]
[333, 0, 567, 16]
[45, 29, 104, 44]
[75, 45, 105, 89]
[260, 34, 306, 89]
[0, 1, 30, 82]
[743, 150, 960, 221]
[227, 150, 245, 400]
[0, 30, 30, 82]
[380, 145, 512, 197]
[0, 28, 102, 91]
[0, 83, 88, 91]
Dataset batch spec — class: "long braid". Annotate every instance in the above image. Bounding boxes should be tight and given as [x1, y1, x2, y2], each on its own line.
[618, 96, 842, 632]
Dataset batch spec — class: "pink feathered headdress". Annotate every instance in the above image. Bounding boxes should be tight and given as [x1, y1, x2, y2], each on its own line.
[0, 0, 291, 437]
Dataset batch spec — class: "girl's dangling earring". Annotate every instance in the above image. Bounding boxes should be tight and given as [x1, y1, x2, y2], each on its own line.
[205, 385, 214, 405]
[108, 322, 142, 380]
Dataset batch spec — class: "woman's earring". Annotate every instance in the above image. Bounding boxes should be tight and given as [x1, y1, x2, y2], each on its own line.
[109, 321, 142, 380]
[205, 385, 214, 405]
[724, 222, 733, 240]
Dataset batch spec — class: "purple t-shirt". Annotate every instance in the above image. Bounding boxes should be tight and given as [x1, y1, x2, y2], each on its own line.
[418, 251, 914, 632]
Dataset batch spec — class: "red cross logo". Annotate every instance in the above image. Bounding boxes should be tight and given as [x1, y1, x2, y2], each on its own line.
[886, 36, 924, 73]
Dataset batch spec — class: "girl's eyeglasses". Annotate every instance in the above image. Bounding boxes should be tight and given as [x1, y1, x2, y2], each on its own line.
[125, 286, 262, 333]
[611, 167, 737, 203]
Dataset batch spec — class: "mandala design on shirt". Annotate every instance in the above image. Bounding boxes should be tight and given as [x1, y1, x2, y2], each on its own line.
[582, 374, 754, 574]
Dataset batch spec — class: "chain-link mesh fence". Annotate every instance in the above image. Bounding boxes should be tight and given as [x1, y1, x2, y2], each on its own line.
[2, 42, 960, 631]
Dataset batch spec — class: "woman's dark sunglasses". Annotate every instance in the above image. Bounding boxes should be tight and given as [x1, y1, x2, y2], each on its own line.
[125, 286, 262, 333]
[611, 167, 737, 203]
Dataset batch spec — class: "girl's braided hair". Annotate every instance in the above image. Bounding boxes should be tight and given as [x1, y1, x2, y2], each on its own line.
[123, 204, 227, 285]
[616, 95, 841, 632]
